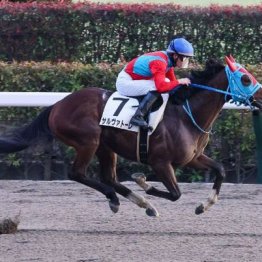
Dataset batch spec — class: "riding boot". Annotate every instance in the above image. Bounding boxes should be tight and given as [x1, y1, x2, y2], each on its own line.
[130, 91, 160, 129]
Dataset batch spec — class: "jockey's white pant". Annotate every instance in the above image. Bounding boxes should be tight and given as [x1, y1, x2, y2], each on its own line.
[116, 70, 157, 96]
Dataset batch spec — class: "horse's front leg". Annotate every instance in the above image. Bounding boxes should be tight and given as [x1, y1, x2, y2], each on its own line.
[133, 162, 181, 202]
[188, 154, 225, 215]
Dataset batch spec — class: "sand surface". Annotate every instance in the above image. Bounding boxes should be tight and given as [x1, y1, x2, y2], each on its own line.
[0, 180, 262, 262]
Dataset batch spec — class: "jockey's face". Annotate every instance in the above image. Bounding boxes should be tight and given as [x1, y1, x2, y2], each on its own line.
[173, 54, 189, 69]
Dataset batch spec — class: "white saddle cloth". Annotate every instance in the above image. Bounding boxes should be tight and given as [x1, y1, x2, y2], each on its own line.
[99, 91, 169, 134]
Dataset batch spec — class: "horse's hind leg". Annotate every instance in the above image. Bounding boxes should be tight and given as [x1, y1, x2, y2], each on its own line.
[188, 154, 225, 215]
[96, 145, 159, 217]
[69, 147, 120, 213]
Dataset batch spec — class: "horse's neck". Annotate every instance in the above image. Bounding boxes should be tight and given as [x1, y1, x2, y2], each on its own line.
[187, 71, 228, 132]
[191, 91, 224, 129]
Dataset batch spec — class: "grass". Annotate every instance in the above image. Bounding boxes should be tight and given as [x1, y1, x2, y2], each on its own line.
[87, 0, 262, 6]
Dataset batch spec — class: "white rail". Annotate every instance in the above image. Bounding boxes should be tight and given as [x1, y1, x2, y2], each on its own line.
[0, 92, 70, 107]
[0, 92, 249, 109]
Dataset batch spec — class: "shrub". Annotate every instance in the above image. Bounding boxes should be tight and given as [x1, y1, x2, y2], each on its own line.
[0, 2, 261, 64]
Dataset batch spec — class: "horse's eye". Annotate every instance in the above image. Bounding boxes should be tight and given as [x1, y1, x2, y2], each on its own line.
[241, 74, 252, 86]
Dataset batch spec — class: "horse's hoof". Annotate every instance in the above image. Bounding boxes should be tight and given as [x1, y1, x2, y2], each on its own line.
[109, 201, 120, 213]
[195, 203, 205, 215]
[131, 173, 146, 183]
[146, 207, 159, 217]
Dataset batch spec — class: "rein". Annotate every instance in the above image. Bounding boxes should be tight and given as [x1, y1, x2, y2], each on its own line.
[182, 100, 211, 134]
[181, 82, 232, 134]
[189, 83, 253, 107]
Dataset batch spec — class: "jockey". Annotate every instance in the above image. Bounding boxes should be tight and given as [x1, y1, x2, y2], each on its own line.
[116, 37, 194, 129]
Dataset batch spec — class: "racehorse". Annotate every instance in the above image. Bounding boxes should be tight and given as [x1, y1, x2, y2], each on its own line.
[0, 56, 261, 217]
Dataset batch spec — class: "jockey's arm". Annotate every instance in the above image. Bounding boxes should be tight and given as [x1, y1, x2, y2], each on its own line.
[166, 67, 176, 81]
[149, 60, 180, 92]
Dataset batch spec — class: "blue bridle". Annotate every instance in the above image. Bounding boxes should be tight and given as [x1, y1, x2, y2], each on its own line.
[225, 64, 261, 106]
[181, 64, 262, 134]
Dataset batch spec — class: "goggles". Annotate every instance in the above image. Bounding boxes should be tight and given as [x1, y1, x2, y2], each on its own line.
[177, 55, 190, 68]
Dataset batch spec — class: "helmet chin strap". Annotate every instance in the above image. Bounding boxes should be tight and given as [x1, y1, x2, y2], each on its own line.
[167, 53, 177, 67]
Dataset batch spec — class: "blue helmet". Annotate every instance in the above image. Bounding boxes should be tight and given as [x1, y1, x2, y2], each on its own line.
[166, 38, 194, 57]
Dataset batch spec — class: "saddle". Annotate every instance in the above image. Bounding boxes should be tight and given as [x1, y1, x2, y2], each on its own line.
[99, 91, 169, 163]
[99, 91, 169, 134]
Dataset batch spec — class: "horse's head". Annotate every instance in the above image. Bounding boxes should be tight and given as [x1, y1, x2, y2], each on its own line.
[170, 56, 262, 110]
[225, 55, 262, 110]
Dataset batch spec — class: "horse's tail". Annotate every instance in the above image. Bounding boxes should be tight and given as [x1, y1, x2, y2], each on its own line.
[0, 106, 54, 154]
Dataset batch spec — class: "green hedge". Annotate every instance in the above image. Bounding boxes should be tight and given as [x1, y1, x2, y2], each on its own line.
[0, 61, 120, 92]
[1, 61, 261, 92]
[0, 61, 121, 122]
[0, 2, 262, 64]
[0, 62, 261, 182]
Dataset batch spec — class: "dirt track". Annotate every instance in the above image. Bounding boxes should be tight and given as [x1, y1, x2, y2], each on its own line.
[0, 180, 262, 262]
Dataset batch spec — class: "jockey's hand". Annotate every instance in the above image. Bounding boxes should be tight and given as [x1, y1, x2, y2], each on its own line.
[178, 78, 191, 86]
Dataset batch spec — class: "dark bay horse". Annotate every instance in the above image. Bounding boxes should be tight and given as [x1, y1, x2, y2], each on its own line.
[1, 56, 262, 217]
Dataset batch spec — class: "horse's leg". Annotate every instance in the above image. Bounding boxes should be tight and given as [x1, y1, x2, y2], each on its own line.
[132, 162, 181, 201]
[69, 148, 120, 213]
[96, 145, 159, 217]
[188, 154, 225, 215]
[50, 106, 120, 213]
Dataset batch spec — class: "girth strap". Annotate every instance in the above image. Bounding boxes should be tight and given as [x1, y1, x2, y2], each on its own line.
[138, 128, 149, 164]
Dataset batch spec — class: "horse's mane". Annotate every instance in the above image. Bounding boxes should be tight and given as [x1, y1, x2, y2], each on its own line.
[190, 58, 225, 84]
[170, 58, 225, 105]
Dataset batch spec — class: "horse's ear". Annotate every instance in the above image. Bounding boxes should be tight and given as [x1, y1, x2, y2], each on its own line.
[229, 54, 236, 63]
[225, 56, 237, 72]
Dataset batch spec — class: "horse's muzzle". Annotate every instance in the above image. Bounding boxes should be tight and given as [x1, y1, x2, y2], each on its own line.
[251, 98, 262, 110]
